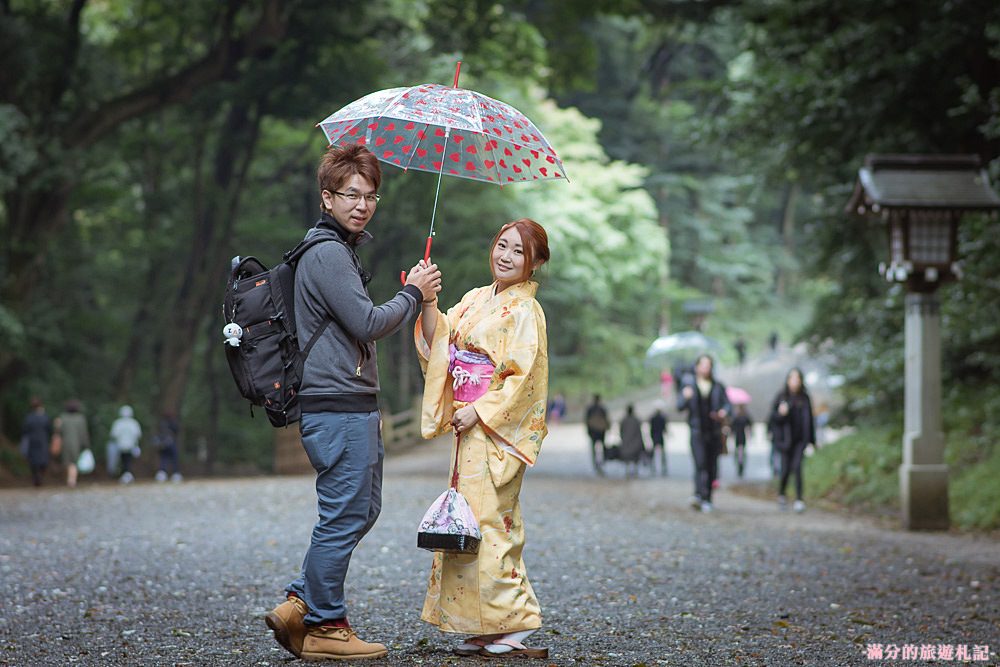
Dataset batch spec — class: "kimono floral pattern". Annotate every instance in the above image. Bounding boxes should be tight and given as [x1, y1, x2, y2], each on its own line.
[414, 280, 548, 634]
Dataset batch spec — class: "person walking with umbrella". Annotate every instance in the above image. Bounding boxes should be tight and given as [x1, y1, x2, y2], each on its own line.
[414, 218, 551, 659]
[677, 354, 731, 513]
[264, 144, 442, 661]
[768, 368, 816, 512]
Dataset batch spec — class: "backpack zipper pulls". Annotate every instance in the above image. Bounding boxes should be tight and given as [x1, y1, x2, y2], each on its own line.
[356, 343, 367, 376]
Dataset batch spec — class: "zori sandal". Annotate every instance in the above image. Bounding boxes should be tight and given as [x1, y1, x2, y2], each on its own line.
[453, 637, 492, 657]
[479, 638, 549, 659]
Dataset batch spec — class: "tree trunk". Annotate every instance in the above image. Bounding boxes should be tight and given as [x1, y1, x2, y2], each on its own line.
[2, 178, 74, 312]
[775, 182, 799, 298]
[111, 264, 160, 402]
[203, 314, 221, 476]
[657, 186, 672, 335]
[155, 103, 261, 420]
[0, 0, 288, 401]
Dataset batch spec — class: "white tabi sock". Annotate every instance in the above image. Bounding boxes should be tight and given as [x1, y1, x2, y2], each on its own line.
[483, 628, 538, 654]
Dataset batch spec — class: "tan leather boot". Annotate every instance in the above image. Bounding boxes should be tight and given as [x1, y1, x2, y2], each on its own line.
[264, 595, 308, 658]
[301, 626, 388, 661]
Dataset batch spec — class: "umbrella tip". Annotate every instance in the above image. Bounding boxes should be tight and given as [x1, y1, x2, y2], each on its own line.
[453, 61, 462, 88]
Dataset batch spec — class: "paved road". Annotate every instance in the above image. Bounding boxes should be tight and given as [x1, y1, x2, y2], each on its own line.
[1, 422, 997, 666]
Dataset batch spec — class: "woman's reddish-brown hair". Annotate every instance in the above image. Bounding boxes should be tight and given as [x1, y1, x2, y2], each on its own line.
[489, 218, 550, 282]
[317, 144, 382, 202]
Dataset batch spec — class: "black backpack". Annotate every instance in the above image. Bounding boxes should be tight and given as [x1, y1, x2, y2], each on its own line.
[222, 233, 345, 427]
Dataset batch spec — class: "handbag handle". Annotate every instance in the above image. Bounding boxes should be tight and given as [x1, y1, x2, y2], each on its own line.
[450, 432, 462, 489]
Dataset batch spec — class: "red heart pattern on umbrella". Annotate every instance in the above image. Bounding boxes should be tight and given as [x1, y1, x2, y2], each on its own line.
[318, 84, 567, 184]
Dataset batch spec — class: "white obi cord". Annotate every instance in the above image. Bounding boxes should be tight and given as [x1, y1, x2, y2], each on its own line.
[451, 365, 492, 391]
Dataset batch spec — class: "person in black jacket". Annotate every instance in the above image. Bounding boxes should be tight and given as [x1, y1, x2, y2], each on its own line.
[648, 408, 668, 476]
[768, 368, 816, 512]
[585, 394, 610, 475]
[730, 405, 752, 478]
[677, 355, 731, 513]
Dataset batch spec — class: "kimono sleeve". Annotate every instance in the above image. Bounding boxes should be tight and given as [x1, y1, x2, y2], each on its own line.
[473, 299, 548, 466]
[413, 289, 479, 439]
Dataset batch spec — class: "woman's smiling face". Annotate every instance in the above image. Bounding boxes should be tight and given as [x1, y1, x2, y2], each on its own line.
[491, 226, 527, 287]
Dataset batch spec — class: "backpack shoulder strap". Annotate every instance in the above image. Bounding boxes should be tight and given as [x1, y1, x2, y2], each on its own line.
[286, 231, 366, 277]
[282, 232, 358, 360]
[283, 232, 345, 265]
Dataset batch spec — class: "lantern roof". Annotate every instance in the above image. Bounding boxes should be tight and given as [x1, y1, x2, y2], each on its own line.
[847, 154, 1000, 214]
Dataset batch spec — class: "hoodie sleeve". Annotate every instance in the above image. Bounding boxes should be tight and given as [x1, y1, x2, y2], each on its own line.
[300, 242, 419, 342]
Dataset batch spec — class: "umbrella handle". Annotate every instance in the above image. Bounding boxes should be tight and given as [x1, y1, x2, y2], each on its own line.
[399, 236, 435, 286]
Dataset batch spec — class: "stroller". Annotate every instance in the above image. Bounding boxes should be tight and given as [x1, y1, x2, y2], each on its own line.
[596, 439, 652, 478]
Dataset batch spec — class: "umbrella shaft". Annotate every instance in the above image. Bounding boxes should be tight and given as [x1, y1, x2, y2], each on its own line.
[427, 128, 449, 239]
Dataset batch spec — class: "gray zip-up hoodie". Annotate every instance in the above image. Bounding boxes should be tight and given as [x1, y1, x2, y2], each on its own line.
[295, 214, 422, 413]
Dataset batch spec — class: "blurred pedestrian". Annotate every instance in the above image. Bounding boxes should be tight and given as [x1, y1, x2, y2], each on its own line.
[734, 336, 747, 367]
[154, 412, 182, 482]
[730, 404, 752, 478]
[677, 355, 731, 513]
[105, 436, 120, 477]
[54, 399, 89, 488]
[648, 407, 668, 476]
[815, 402, 830, 447]
[659, 369, 673, 400]
[768, 368, 816, 512]
[768, 331, 779, 352]
[20, 397, 52, 487]
[110, 405, 142, 484]
[547, 393, 566, 424]
[619, 404, 644, 478]
[585, 394, 610, 475]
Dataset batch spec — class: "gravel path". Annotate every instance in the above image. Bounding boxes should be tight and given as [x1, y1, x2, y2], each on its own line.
[1, 423, 997, 666]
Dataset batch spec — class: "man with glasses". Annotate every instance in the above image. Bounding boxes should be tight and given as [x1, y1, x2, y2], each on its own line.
[265, 144, 441, 661]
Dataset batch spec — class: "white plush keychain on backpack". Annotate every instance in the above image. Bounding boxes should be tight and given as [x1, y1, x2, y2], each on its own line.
[223, 323, 243, 347]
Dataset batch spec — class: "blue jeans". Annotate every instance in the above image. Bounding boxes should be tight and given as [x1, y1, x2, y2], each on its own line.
[286, 411, 383, 625]
[158, 445, 179, 475]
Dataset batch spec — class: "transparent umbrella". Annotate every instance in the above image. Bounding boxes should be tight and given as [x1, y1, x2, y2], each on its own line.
[644, 331, 723, 368]
[317, 62, 568, 275]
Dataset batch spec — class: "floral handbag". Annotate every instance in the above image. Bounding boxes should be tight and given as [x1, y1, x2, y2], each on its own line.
[417, 433, 482, 554]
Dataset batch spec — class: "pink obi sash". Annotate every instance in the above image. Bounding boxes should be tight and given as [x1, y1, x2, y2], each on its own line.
[449, 344, 495, 403]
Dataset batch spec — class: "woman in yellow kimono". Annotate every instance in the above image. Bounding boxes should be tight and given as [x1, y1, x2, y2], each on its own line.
[414, 218, 550, 659]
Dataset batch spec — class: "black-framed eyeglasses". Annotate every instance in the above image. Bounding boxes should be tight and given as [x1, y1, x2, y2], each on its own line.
[332, 190, 380, 204]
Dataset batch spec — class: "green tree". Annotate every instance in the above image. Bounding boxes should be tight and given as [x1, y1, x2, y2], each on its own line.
[0, 0, 293, 431]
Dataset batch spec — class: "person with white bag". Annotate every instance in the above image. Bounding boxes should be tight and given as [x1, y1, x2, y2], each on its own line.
[109, 405, 142, 484]
[54, 399, 90, 488]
